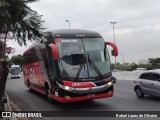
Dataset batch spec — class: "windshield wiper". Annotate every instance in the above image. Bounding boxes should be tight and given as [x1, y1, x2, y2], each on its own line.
[74, 64, 83, 81]
[87, 53, 103, 79]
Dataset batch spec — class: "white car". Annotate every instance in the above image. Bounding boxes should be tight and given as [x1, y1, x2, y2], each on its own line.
[133, 68, 147, 72]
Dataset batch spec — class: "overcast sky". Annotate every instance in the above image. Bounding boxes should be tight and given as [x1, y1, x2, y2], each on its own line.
[8, 0, 160, 64]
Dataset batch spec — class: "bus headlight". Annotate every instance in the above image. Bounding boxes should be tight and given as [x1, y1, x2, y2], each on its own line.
[64, 86, 73, 90]
[57, 82, 74, 91]
[107, 81, 112, 86]
[64, 86, 70, 90]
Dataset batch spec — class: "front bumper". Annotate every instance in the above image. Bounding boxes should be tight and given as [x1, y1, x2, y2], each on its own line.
[50, 90, 113, 103]
[11, 75, 20, 78]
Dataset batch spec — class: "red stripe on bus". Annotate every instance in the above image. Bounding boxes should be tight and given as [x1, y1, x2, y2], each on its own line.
[63, 81, 96, 88]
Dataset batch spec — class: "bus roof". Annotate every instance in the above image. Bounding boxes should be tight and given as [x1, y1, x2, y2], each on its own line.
[45, 29, 102, 38]
[23, 29, 103, 54]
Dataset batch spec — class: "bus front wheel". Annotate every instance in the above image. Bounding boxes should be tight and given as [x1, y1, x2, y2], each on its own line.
[45, 85, 57, 104]
[28, 80, 33, 93]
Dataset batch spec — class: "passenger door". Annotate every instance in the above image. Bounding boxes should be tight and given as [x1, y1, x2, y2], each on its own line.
[139, 72, 153, 95]
[150, 73, 160, 97]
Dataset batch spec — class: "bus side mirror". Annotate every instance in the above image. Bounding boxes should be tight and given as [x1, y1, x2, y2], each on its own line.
[50, 44, 58, 60]
[105, 42, 118, 56]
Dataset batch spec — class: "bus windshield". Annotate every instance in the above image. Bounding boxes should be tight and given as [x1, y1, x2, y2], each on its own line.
[11, 68, 21, 75]
[57, 38, 111, 79]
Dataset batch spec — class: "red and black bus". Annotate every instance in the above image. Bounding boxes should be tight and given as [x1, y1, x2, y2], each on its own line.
[23, 29, 118, 103]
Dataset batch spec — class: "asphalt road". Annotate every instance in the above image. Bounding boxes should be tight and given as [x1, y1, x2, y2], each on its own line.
[6, 75, 160, 120]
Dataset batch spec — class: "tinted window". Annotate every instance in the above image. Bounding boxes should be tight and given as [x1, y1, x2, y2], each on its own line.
[140, 72, 152, 80]
[151, 73, 160, 81]
[23, 47, 39, 65]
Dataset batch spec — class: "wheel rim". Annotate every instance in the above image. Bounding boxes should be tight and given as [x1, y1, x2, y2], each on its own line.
[136, 88, 142, 97]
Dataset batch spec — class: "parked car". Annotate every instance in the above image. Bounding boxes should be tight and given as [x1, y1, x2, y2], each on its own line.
[134, 69, 160, 98]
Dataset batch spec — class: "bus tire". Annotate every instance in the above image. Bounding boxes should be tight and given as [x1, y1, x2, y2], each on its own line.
[28, 80, 33, 93]
[45, 84, 57, 104]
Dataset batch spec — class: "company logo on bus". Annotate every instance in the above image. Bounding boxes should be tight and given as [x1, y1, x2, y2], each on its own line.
[72, 82, 81, 87]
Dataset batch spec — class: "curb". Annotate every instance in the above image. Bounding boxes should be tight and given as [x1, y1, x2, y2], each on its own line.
[3, 92, 17, 120]
[4, 93, 30, 120]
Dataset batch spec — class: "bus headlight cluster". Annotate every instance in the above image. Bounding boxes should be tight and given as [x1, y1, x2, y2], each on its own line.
[107, 81, 112, 86]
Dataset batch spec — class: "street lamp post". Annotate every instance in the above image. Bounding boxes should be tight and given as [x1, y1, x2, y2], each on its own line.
[65, 20, 70, 29]
[110, 22, 117, 69]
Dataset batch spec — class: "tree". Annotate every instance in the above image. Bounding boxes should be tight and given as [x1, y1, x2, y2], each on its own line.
[8, 54, 23, 67]
[0, 0, 44, 106]
[125, 63, 138, 71]
[148, 58, 160, 69]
